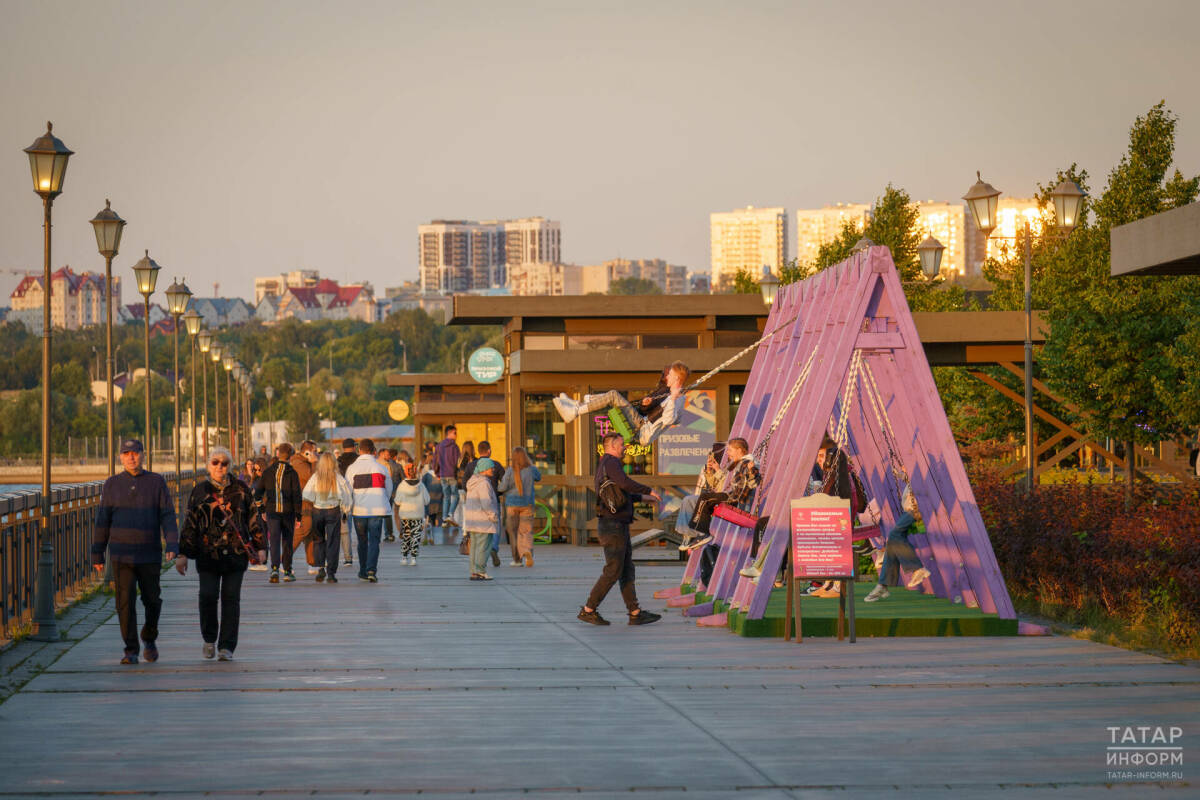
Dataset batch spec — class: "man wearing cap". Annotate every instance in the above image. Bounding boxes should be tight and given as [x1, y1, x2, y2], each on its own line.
[92, 439, 178, 664]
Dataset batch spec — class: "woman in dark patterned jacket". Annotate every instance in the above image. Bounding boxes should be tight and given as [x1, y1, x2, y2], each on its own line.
[176, 446, 266, 661]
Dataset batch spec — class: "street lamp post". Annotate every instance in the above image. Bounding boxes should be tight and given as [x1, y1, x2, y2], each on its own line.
[90, 199, 126, 477]
[325, 388, 337, 443]
[758, 265, 779, 306]
[183, 309, 203, 473]
[210, 344, 223, 454]
[165, 279, 192, 512]
[223, 355, 234, 458]
[397, 341, 407, 373]
[24, 121, 73, 642]
[264, 386, 275, 450]
[131, 252, 162, 469]
[197, 329, 212, 463]
[963, 172, 1085, 494]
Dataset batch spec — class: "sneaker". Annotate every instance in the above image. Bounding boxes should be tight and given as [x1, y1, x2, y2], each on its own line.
[476, 572, 493, 581]
[577, 607, 610, 626]
[739, 564, 761, 579]
[367, 571, 378, 583]
[864, 584, 890, 602]
[906, 567, 931, 589]
[343, 560, 353, 566]
[142, 641, 158, 663]
[269, 569, 280, 584]
[307, 567, 320, 575]
[683, 534, 712, 552]
[677, 534, 693, 552]
[469, 573, 484, 581]
[509, 560, 523, 566]
[408, 557, 416, 566]
[491, 551, 501, 567]
[523, 554, 534, 568]
[217, 649, 233, 661]
[120, 652, 138, 665]
[315, 568, 326, 583]
[282, 570, 296, 583]
[202, 642, 216, 659]
[552, 395, 578, 423]
[384, 535, 396, 542]
[628, 609, 662, 626]
[326, 575, 339, 584]
[248, 563, 268, 572]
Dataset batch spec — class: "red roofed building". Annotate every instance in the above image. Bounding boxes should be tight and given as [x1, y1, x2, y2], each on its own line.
[273, 278, 376, 323]
[9, 266, 120, 330]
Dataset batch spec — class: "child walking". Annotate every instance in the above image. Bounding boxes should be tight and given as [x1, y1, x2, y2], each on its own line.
[393, 462, 430, 565]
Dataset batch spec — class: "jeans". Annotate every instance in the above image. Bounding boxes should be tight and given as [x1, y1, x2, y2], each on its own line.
[506, 505, 534, 561]
[266, 512, 295, 571]
[198, 568, 244, 652]
[581, 389, 648, 428]
[353, 515, 384, 576]
[586, 517, 639, 613]
[114, 561, 162, 654]
[383, 513, 394, 540]
[878, 512, 924, 586]
[311, 507, 342, 574]
[468, 529, 491, 575]
[440, 479, 459, 520]
[341, 513, 353, 564]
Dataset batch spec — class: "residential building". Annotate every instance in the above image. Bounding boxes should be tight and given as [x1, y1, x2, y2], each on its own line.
[508, 262, 580, 296]
[273, 278, 376, 323]
[190, 297, 254, 328]
[118, 303, 169, 327]
[254, 294, 280, 324]
[795, 204, 872, 266]
[710, 207, 788, 289]
[418, 217, 561, 294]
[915, 201, 966, 277]
[581, 258, 690, 294]
[965, 197, 1044, 275]
[9, 266, 119, 330]
[254, 270, 320, 304]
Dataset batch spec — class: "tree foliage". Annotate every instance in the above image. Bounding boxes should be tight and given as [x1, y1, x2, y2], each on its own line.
[609, 277, 662, 295]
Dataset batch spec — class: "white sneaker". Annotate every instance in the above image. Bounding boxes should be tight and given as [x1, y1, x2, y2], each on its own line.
[864, 584, 890, 602]
[202, 642, 215, 659]
[307, 567, 320, 575]
[906, 567, 931, 589]
[217, 648, 234, 661]
[552, 395, 577, 423]
[408, 557, 416, 566]
[509, 560, 522, 566]
[739, 564, 761, 579]
[248, 563, 268, 572]
[677, 534, 692, 552]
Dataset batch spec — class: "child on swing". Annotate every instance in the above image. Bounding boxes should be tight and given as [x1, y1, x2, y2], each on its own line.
[553, 361, 690, 446]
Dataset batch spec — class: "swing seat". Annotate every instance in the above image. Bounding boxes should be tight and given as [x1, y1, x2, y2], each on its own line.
[851, 522, 882, 542]
[713, 503, 757, 528]
[607, 407, 635, 443]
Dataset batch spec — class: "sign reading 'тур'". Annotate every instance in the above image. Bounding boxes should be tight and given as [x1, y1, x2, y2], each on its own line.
[467, 346, 504, 384]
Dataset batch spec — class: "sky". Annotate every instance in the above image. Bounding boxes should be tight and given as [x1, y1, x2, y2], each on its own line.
[1, 0, 1198, 305]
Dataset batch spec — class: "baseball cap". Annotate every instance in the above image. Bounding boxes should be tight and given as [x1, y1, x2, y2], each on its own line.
[119, 438, 144, 454]
[474, 457, 497, 474]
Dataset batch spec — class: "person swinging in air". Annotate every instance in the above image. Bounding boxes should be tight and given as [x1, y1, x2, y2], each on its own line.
[552, 361, 690, 446]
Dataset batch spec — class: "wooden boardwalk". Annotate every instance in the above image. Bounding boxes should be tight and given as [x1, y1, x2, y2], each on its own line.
[0, 540, 1195, 798]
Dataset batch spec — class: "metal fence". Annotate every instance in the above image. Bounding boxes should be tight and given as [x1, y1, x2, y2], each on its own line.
[0, 470, 199, 641]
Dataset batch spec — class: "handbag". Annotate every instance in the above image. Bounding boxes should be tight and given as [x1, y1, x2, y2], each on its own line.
[596, 477, 627, 515]
[458, 533, 470, 555]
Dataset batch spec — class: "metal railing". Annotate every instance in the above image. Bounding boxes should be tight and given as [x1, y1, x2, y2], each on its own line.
[0, 469, 199, 641]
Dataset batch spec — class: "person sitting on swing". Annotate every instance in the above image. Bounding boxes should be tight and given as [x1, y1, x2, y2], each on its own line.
[806, 435, 867, 596]
[553, 361, 690, 446]
[667, 442, 727, 548]
[864, 485, 931, 602]
[680, 437, 760, 552]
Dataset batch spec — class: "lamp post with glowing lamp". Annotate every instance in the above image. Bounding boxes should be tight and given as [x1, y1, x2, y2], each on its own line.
[131, 251, 162, 469]
[183, 309, 203, 473]
[164, 279, 192, 505]
[90, 199, 126, 477]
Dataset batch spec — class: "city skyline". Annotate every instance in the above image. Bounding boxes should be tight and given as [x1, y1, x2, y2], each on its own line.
[1, 1, 1198, 304]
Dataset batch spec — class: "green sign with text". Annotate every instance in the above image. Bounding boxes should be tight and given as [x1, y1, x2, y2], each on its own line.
[467, 346, 504, 384]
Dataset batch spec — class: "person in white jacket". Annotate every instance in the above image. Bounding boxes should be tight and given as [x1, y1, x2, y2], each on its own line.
[301, 452, 353, 583]
[463, 458, 500, 581]
[392, 462, 430, 566]
[343, 439, 393, 583]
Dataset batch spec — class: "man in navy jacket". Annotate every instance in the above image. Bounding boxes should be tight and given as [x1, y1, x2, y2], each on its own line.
[578, 432, 662, 626]
[92, 439, 178, 664]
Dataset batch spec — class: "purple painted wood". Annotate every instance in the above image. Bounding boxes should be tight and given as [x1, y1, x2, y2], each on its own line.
[684, 249, 1014, 620]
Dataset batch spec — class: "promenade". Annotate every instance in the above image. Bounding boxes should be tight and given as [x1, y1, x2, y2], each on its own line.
[0, 541, 1195, 798]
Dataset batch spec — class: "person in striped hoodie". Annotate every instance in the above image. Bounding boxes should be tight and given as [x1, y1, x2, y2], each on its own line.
[91, 438, 178, 664]
[344, 439, 393, 583]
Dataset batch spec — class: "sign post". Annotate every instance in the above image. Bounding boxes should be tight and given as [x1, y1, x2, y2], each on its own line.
[785, 494, 856, 643]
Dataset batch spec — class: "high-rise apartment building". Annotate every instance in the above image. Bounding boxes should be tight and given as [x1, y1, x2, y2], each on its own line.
[508, 262, 580, 296]
[710, 207, 788, 289]
[964, 197, 1043, 275]
[795, 204, 872, 266]
[418, 217, 560, 294]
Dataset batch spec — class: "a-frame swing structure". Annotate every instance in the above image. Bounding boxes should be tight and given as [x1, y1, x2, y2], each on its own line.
[676, 247, 1014, 630]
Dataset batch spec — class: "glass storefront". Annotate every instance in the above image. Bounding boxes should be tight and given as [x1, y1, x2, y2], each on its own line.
[523, 393, 566, 475]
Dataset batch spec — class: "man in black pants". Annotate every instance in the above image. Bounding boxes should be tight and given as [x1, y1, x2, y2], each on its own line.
[579, 431, 663, 626]
[91, 439, 177, 664]
[254, 442, 303, 583]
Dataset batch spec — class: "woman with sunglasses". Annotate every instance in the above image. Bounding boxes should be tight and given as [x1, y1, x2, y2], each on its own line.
[176, 446, 266, 661]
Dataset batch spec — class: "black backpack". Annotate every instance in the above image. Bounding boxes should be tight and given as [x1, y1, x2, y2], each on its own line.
[596, 477, 627, 515]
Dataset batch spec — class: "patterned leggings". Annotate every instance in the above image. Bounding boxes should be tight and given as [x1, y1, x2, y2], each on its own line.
[399, 519, 423, 557]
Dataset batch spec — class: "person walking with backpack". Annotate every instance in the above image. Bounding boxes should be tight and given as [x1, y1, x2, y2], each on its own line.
[578, 432, 662, 626]
[344, 438, 393, 583]
[91, 438, 178, 664]
[254, 442, 303, 584]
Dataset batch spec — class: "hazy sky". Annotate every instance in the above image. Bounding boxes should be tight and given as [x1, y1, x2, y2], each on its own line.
[2, 0, 1198, 305]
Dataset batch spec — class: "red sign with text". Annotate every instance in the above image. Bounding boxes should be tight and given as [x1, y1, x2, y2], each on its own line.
[790, 495, 853, 577]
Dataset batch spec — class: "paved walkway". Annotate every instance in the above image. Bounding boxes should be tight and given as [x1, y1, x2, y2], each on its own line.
[0, 539, 1195, 798]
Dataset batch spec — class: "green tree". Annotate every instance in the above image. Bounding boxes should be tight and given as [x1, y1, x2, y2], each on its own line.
[730, 268, 760, 294]
[287, 389, 321, 443]
[1035, 102, 1199, 501]
[609, 277, 662, 295]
